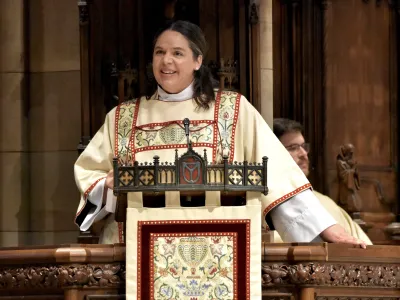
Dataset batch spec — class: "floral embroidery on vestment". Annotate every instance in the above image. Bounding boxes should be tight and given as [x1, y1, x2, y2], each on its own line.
[115, 92, 241, 164]
[216, 91, 241, 163]
[114, 99, 137, 159]
[134, 120, 214, 152]
[151, 233, 237, 299]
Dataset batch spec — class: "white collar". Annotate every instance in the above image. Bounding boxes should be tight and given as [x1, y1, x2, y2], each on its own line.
[157, 82, 194, 101]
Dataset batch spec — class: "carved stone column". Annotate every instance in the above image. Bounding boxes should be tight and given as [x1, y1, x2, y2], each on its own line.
[259, 0, 274, 127]
[0, 0, 30, 247]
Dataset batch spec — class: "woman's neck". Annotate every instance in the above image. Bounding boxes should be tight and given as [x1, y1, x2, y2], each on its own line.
[157, 82, 194, 101]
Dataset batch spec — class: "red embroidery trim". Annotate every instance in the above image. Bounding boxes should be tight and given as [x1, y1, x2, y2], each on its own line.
[83, 177, 105, 199]
[150, 232, 236, 236]
[114, 104, 122, 157]
[212, 92, 221, 163]
[136, 123, 213, 134]
[135, 119, 214, 130]
[74, 177, 106, 223]
[115, 101, 136, 242]
[149, 233, 155, 299]
[134, 142, 213, 154]
[233, 231, 238, 298]
[138, 219, 250, 225]
[246, 220, 250, 299]
[262, 183, 313, 225]
[137, 221, 142, 299]
[229, 92, 241, 163]
[128, 98, 141, 162]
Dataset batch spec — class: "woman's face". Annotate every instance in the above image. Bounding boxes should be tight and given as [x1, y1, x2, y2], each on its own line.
[153, 30, 202, 94]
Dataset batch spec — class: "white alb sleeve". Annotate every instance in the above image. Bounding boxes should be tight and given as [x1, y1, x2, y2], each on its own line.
[79, 178, 117, 231]
[270, 189, 337, 242]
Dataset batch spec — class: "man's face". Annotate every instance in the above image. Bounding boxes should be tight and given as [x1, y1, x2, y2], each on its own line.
[279, 131, 310, 176]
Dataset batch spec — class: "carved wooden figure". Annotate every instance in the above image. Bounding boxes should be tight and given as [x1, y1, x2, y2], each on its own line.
[336, 144, 363, 214]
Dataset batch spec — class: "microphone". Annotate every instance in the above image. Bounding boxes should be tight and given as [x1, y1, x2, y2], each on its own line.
[183, 118, 191, 147]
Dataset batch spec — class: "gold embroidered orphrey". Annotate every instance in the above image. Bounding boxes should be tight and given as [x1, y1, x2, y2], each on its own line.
[150, 232, 237, 299]
[114, 91, 241, 164]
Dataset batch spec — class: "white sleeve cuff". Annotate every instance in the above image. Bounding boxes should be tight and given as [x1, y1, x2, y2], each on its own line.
[105, 188, 117, 213]
[270, 189, 337, 242]
[79, 179, 117, 231]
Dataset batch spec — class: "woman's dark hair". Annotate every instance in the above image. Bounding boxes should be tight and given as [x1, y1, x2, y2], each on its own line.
[146, 20, 216, 109]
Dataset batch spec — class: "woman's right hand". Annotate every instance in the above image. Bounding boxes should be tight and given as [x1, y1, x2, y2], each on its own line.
[105, 169, 114, 190]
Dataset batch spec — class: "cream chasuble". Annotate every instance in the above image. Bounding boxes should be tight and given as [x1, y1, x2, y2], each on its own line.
[272, 190, 373, 244]
[75, 91, 311, 244]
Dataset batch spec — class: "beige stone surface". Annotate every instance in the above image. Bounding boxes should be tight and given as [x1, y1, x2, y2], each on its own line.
[260, 21, 273, 70]
[0, 231, 31, 247]
[259, 0, 273, 23]
[259, 0, 273, 125]
[0, 0, 24, 72]
[28, 0, 80, 72]
[0, 0, 83, 248]
[0, 153, 30, 232]
[29, 71, 81, 152]
[260, 69, 274, 127]
[0, 73, 27, 152]
[30, 230, 78, 245]
[29, 151, 80, 232]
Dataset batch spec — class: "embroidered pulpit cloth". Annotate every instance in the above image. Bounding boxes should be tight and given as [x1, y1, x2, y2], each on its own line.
[126, 193, 262, 299]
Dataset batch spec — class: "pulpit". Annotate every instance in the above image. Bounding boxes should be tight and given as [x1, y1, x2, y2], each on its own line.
[1, 243, 399, 299]
[111, 118, 268, 298]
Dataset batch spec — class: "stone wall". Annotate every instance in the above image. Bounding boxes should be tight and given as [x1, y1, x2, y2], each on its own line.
[0, 0, 81, 246]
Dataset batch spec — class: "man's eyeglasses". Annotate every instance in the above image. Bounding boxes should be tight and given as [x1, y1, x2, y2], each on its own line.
[285, 143, 310, 153]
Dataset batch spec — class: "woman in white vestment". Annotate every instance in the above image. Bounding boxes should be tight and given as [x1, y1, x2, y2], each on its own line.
[74, 20, 367, 248]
